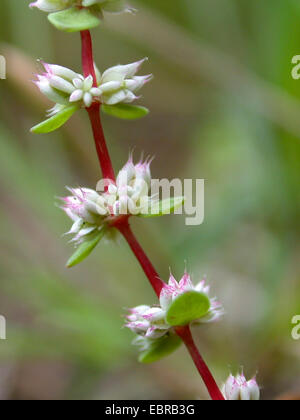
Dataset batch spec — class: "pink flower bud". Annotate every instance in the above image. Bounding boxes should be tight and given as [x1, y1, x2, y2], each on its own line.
[223, 374, 260, 400]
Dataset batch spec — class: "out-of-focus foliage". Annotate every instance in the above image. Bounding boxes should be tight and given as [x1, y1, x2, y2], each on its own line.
[0, 0, 299, 400]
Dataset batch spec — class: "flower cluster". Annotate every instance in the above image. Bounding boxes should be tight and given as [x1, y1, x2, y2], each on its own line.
[30, 0, 133, 15]
[125, 273, 224, 347]
[61, 156, 155, 244]
[222, 374, 260, 401]
[34, 60, 151, 111]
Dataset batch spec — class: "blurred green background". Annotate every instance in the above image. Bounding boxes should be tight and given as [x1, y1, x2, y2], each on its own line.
[0, 0, 299, 400]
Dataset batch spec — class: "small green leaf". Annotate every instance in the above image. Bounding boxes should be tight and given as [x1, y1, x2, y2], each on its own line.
[67, 230, 105, 268]
[139, 334, 182, 364]
[48, 7, 101, 33]
[31, 105, 79, 134]
[166, 291, 210, 326]
[102, 104, 149, 120]
[139, 196, 185, 218]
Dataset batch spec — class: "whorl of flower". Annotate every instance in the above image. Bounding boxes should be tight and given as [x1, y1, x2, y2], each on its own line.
[30, 0, 133, 15]
[61, 156, 155, 243]
[125, 272, 224, 349]
[98, 59, 152, 105]
[34, 62, 102, 109]
[34, 59, 151, 111]
[222, 374, 260, 401]
[160, 273, 224, 324]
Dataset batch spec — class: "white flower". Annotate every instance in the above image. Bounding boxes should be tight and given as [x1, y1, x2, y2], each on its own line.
[222, 374, 260, 401]
[34, 59, 152, 111]
[125, 305, 171, 340]
[30, 0, 134, 15]
[98, 59, 152, 105]
[61, 156, 156, 244]
[30, 0, 75, 13]
[34, 62, 101, 110]
[83, 0, 135, 16]
[69, 75, 102, 107]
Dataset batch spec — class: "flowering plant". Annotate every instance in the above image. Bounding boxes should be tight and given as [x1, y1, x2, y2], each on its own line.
[29, 0, 260, 400]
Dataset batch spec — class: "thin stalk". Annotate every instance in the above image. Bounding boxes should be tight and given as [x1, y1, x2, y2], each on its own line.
[176, 326, 225, 401]
[80, 30, 98, 85]
[117, 221, 164, 298]
[80, 30, 115, 183]
[87, 103, 115, 183]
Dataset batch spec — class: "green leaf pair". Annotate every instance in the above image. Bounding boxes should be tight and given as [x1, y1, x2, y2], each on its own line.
[48, 7, 101, 33]
[31, 104, 149, 134]
[67, 229, 106, 268]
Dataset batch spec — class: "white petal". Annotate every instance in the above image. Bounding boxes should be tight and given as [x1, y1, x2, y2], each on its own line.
[69, 89, 83, 102]
[123, 90, 138, 103]
[49, 75, 75, 94]
[90, 87, 102, 96]
[240, 384, 251, 400]
[247, 379, 260, 400]
[73, 78, 84, 89]
[45, 63, 80, 81]
[69, 219, 84, 234]
[35, 77, 69, 105]
[78, 226, 97, 237]
[99, 80, 123, 93]
[83, 75, 94, 90]
[159, 285, 174, 310]
[145, 327, 168, 339]
[142, 308, 166, 322]
[101, 59, 147, 83]
[83, 92, 93, 107]
[103, 90, 127, 105]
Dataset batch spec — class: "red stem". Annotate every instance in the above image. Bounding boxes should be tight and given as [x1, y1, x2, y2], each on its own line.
[117, 221, 164, 298]
[80, 30, 98, 86]
[81, 30, 115, 182]
[87, 103, 115, 183]
[81, 29, 223, 401]
[176, 326, 225, 401]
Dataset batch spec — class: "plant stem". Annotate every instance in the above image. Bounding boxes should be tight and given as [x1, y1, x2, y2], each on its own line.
[176, 326, 225, 401]
[87, 103, 115, 183]
[80, 30, 98, 86]
[81, 30, 115, 183]
[117, 220, 164, 298]
[81, 29, 224, 401]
